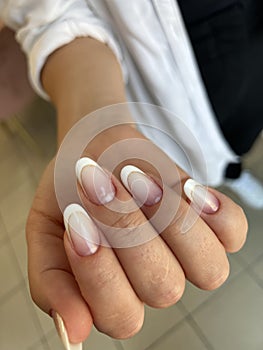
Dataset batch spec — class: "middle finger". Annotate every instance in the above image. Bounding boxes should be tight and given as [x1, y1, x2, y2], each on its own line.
[75, 157, 186, 308]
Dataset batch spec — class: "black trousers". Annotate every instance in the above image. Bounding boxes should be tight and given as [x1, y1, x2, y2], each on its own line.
[178, 0, 263, 156]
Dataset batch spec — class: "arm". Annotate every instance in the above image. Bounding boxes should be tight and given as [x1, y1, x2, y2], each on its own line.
[41, 37, 127, 144]
[26, 23, 247, 350]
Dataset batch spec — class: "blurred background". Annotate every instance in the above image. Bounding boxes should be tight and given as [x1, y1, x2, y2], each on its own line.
[0, 26, 263, 350]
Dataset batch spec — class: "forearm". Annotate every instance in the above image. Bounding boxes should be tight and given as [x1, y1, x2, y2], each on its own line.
[41, 37, 127, 143]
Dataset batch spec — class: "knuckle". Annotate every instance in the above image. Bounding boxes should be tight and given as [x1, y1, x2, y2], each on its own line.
[164, 200, 190, 237]
[111, 210, 144, 230]
[226, 205, 248, 253]
[234, 205, 248, 247]
[105, 210, 148, 245]
[98, 307, 144, 339]
[198, 263, 230, 291]
[92, 257, 121, 290]
[142, 259, 185, 308]
[147, 282, 185, 308]
[96, 268, 119, 289]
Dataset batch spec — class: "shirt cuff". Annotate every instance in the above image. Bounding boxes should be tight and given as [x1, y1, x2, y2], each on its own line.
[25, 20, 126, 100]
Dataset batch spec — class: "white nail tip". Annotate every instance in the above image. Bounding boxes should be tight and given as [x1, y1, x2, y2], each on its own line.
[120, 165, 145, 190]
[54, 313, 82, 350]
[63, 203, 91, 237]
[75, 157, 99, 184]
[183, 179, 199, 201]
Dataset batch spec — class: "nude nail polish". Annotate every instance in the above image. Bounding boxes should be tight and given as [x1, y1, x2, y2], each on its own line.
[76, 158, 115, 205]
[184, 179, 220, 214]
[64, 204, 99, 256]
[52, 311, 82, 350]
[120, 165, 163, 206]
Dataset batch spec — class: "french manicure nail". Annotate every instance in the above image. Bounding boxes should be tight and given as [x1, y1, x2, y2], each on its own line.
[52, 311, 82, 350]
[64, 204, 99, 256]
[120, 165, 163, 206]
[76, 158, 115, 205]
[184, 179, 220, 214]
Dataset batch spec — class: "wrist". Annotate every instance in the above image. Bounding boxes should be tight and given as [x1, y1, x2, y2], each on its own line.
[57, 96, 127, 145]
[41, 37, 127, 144]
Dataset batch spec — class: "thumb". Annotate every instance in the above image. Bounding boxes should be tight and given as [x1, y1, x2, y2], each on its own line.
[26, 161, 92, 349]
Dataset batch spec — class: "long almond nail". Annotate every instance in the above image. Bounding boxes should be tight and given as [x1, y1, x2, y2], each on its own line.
[184, 179, 220, 214]
[52, 311, 82, 350]
[120, 165, 163, 206]
[76, 158, 115, 205]
[64, 204, 99, 256]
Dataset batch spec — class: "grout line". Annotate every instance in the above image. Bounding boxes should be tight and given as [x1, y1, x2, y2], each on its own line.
[0, 234, 10, 248]
[144, 306, 190, 350]
[0, 279, 25, 304]
[144, 310, 213, 350]
[242, 259, 263, 289]
[186, 314, 214, 350]
[0, 208, 49, 348]
[0, 216, 26, 304]
[188, 267, 245, 315]
[113, 340, 125, 350]
[0, 212, 9, 244]
[144, 319, 185, 350]
[21, 283, 52, 350]
[229, 251, 263, 288]
[26, 336, 50, 350]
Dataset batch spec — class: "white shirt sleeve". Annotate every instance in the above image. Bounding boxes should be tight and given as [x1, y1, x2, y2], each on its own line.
[0, 0, 125, 99]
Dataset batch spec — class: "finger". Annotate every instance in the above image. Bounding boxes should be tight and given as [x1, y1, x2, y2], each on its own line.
[75, 157, 186, 308]
[120, 165, 230, 291]
[183, 179, 248, 252]
[63, 203, 144, 339]
[26, 161, 92, 346]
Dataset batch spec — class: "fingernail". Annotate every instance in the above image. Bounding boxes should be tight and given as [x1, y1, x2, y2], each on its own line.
[184, 179, 220, 214]
[76, 157, 115, 205]
[64, 204, 99, 256]
[120, 165, 163, 206]
[52, 311, 82, 350]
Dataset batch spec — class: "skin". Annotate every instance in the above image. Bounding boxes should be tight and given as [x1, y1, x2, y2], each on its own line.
[26, 37, 248, 344]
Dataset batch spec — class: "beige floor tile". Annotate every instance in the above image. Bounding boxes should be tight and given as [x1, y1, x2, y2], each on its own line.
[45, 330, 65, 350]
[251, 256, 263, 281]
[0, 150, 31, 198]
[18, 98, 56, 155]
[11, 227, 28, 279]
[180, 281, 215, 314]
[35, 307, 55, 336]
[0, 242, 22, 299]
[0, 125, 20, 157]
[28, 340, 48, 350]
[83, 327, 119, 350]
[0, 289, 44, 350]
[193, 272, 263, 350]
[46, 327, 119, 350]
[237, 208, 263, 264]
[34, 343, 47, 350]
[15, 99, 56, 179]
[0, 179, 35, 235]
[20, 148, 49, 183]
[148, 320, 207, 350]
[0, 123, 10, 146]
[121, 304, 186, 350]
[0, 214, 7, 243]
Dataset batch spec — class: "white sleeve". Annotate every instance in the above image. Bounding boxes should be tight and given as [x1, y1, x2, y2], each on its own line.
[0, 0, 125, 99]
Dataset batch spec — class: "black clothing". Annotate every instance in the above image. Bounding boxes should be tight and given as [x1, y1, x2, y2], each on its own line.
[178, 0, 263, 155]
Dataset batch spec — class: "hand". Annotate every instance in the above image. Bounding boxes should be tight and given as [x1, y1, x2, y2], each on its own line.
[26, 124, 248, 348]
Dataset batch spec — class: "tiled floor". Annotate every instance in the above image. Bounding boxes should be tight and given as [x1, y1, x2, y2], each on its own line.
[0, 98, 262, 350]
